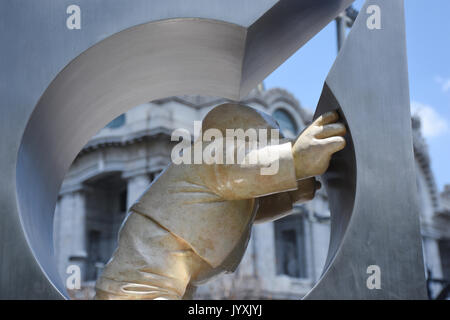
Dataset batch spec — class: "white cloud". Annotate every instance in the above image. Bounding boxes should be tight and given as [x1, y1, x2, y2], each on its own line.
[435, 76, 450, 92]
[411, 101, 448, 138]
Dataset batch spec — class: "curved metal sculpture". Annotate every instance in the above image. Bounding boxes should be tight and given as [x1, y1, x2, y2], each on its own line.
[0, 0, 426, 299]
[305, 0, 427, 299]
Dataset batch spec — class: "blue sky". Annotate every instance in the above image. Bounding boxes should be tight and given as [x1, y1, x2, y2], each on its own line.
[264, 0, 450, 192]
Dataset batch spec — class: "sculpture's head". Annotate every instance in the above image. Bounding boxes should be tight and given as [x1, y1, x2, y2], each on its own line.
[201, 102, 284, 140]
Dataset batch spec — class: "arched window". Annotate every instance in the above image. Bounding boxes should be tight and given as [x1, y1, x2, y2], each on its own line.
[106, 114, 125, 129]
[273, 109, 298, 136]
[274, 213, 308, 278]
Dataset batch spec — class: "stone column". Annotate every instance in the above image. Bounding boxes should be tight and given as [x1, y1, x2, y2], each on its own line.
[253, 222, 277, 293]
[56, 188, 88, 283]
[126, 174, 151, 210]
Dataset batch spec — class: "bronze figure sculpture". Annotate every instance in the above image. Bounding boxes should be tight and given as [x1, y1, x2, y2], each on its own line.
[95, 103, 346, 299]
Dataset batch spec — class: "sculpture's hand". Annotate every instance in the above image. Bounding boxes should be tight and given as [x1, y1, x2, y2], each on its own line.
[292, 111, 346, 179]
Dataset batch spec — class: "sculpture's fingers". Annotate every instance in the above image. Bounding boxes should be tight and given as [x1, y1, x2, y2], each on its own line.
[313, 111, 339, 126]
[321, 136, 346, 153]
[315, 123, 346, 139]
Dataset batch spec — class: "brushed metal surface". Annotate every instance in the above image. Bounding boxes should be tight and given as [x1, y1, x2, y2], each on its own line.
[17, 18, 248, 298]
[242, 0, 354, 95]
[1, 0, 426, 300]
[2, 0, 353, 299]
[305, 0, 427, 299]
[2, 0, 280, 300]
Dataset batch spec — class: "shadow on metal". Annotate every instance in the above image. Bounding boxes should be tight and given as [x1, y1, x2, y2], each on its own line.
[313, 84, 357, 278]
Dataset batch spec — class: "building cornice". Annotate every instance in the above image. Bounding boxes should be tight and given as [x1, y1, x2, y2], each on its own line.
[412, 116, 440, 210]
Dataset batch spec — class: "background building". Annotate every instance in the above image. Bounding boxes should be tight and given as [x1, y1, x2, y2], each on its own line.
[53, 85, 450, 299]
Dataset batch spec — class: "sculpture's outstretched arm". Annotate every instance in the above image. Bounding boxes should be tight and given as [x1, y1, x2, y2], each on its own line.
[189, 111, 346, 201]
[253, 110, 345, 224]
[187, 139, 299, 200]
[254, 177, 320, 224]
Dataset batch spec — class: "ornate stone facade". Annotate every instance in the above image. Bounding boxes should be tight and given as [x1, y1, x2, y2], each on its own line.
[53, 88, 449, 299]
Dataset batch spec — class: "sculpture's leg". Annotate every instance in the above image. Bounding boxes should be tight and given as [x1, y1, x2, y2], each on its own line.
[95, 212, 211, 300]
